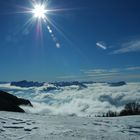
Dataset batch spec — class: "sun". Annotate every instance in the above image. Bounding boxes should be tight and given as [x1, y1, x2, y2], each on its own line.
[20, 1, 61, 48]
[32, 4, 47, 19]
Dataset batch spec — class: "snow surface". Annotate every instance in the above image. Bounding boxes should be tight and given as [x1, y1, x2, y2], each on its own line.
[0, 112, 140, 140]
[0, 82, 140, 139]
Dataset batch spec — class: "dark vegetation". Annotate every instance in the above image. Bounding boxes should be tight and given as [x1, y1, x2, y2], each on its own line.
[119, 102, 140, 116]
[100, 102, 140, 117]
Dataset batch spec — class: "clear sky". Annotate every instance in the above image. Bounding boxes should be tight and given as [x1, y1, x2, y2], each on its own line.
[0, 0, 140, 82]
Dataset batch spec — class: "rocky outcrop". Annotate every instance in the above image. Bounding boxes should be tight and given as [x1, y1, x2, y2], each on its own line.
[0, 90, 33, 113]
[52, 81, 87, 89]
[11, 80, 44, 87]
[108, 81, 126, 87]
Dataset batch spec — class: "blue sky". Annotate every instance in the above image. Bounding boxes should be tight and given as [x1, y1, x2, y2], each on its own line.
[0, 0, 140, 82]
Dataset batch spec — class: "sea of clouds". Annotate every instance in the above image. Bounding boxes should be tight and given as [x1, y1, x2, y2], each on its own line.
[0, 82, 140, 117]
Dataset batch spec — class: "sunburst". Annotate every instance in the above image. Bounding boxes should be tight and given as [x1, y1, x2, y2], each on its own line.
[16, 0, 62, 48]
[9, 0, 76, 49]
[32, 4, 47, 19]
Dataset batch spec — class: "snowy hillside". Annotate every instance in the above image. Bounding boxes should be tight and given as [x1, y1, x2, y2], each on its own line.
[0, 81, 140, 139]
[0, 111, 140, 140]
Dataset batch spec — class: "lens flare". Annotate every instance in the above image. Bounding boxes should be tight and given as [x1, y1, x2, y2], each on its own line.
[12, 0, 69, 48]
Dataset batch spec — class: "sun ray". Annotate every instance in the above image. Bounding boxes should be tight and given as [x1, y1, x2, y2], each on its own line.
[5, 0, 79, 49]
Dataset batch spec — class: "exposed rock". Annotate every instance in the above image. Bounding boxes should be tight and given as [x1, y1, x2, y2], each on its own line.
[43, 86, 58, 92]
[0, 90, 33, 113]
[52, 81, 87, 89]
[11, 80, 44, 87]
[108, 81, 126, 87]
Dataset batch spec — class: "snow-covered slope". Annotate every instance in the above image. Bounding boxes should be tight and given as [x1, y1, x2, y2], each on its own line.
[0, 112, 140, 140]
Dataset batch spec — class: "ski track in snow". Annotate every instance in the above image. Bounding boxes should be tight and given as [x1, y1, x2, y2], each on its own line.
[0, 112, 140, 140]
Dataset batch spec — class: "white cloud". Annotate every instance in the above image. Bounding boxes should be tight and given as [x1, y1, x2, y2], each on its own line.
[84, 69, 107, 74]
[57, 75, 79, 79]
[82, 67, 140, 81]
[112, 39, 140, 54]
[57, 66, 140, 82]
[84, 69, 120, 75]
[82, 68, 121, 81]
[12, 82, 140, 116]
[86, 73, 119, 77]
[96, 42, 107, 50]
[126, 66, 140, 71]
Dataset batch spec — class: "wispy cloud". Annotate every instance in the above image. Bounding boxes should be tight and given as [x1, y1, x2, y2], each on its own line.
[126, 66, 140, 71]
[111, 39, 140, 54]
[84, 68, 120, 81]
[57, 66, 140, 82]
[84, 69, 107, 74]
[84, 68, 120, 74]
[57, 75, 79, 79]
[86, 73, 119, 77]
[96, 42, 107, 50]
[82, 66, 140, 81]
